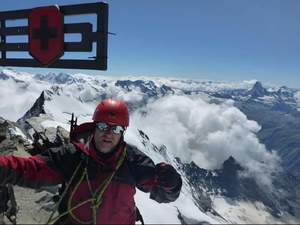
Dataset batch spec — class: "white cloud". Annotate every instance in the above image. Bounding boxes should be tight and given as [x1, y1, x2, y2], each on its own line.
[116, 86, 144, 102]
[130, 95, 281, 188]
[294, 91, 300, 108]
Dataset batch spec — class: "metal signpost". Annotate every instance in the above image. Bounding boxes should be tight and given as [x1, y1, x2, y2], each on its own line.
[0, 2, 108, 70]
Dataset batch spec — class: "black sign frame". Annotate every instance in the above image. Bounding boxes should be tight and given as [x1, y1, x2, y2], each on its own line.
[0, 2, 108, 70]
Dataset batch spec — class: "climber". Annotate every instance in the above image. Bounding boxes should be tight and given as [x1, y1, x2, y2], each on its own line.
[0, 98, 182, 224]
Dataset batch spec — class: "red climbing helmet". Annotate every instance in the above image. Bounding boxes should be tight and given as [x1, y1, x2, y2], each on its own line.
[92, 99, 129, 127]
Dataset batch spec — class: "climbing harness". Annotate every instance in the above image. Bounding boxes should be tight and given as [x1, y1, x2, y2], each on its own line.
[46, 147, 126, 225]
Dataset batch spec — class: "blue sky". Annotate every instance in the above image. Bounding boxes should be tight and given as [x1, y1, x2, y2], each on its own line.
[1, 0, 300, 88]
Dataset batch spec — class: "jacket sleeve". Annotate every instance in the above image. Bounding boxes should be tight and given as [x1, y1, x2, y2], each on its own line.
[128, 145, 182, 203]
[0, 151, 64, 189]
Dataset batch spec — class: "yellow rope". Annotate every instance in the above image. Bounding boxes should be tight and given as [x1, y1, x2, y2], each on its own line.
[69, 147, 127, 224]
[47, 147, 127, 225]
[46, 161, 83, 224]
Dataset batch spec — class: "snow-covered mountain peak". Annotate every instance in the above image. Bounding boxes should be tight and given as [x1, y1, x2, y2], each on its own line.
[0, 71, 9, 80]
[1, 68, 34, 82]
[34, 72, 75, 84]
[247, 81, 269, 98]
[221, 156, 243, 172]
[277, 85, 294, 98]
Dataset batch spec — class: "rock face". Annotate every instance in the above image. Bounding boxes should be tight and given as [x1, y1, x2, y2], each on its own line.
[0, 117, 31, 156]
[16, 91, 48, 137]
[247, 81, 269, 98]
[25, 116, 70, 155]
[18, 91, 48, 122]
[0, 116, 70, 224]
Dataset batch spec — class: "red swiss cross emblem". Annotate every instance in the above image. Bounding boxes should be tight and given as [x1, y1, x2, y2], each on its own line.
[29, 6, 64, 65]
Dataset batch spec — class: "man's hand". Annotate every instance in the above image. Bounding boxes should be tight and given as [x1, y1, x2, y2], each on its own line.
[150, 162, 182, 203]
[155, 163, 181, 191]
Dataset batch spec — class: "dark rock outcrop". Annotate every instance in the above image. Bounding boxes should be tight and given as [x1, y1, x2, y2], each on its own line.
[0, 117, 30, 156]
[179, 156, 300, 219]
[248, 81, 269, 98]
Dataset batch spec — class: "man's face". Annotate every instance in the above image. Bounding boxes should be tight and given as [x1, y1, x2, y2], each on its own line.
[94, 124, 122, 153]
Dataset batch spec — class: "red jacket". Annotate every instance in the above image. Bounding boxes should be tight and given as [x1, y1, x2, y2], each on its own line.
[0, 123, 182, 224]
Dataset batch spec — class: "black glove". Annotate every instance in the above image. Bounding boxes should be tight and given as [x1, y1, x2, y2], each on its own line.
[155, 163, 181, 191]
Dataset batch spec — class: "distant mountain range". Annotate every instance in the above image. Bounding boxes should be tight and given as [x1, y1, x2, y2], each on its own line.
[216, 81, 300, 179]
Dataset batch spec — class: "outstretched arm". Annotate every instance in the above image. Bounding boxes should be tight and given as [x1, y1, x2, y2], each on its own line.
[128, 146, 182, 203]
[0, 155, 62, 188]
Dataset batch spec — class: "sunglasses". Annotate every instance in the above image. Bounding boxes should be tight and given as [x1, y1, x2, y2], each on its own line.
[96, 122, 125, 135]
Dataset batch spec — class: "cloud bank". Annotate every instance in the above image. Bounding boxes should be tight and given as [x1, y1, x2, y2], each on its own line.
[129, 95, 281, 188]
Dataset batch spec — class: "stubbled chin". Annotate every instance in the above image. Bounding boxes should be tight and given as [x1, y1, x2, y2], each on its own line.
[99, 142, 114, 151]
[101, 140, 113, 146]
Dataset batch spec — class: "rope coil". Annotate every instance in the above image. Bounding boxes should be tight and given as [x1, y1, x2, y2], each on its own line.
[46, 147, 127, 225]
